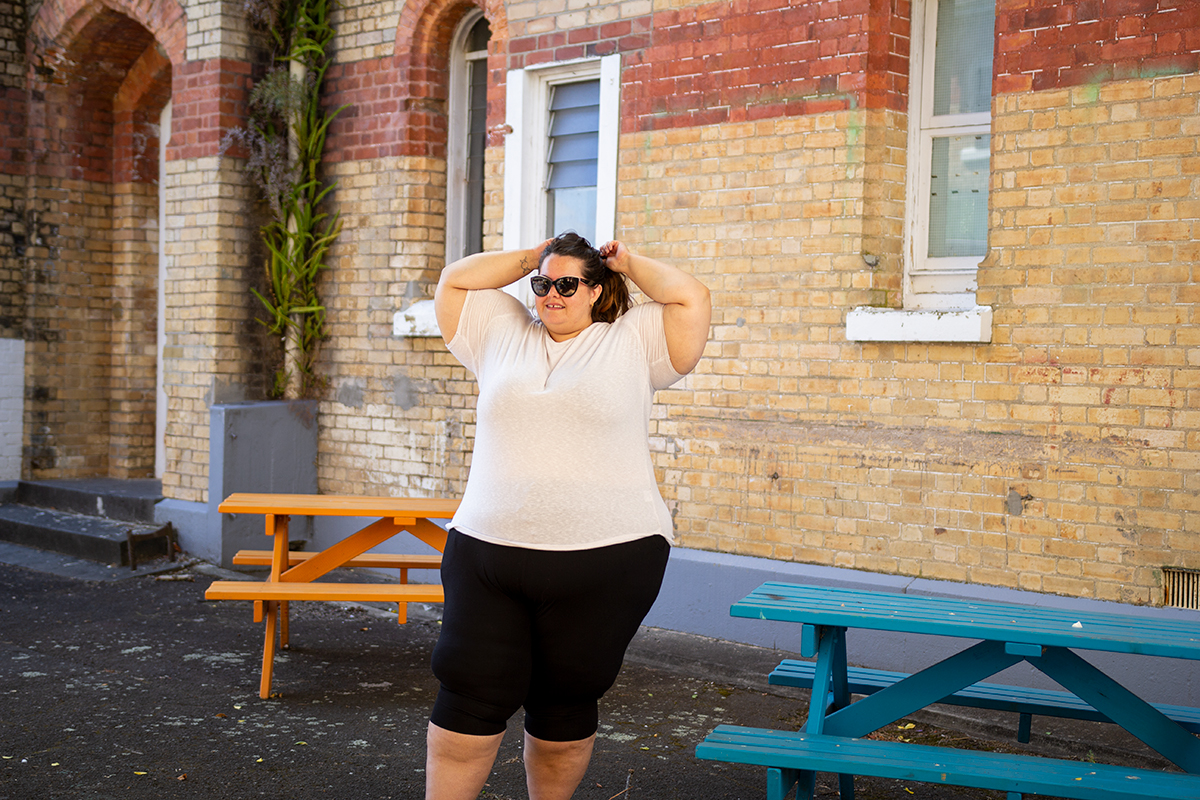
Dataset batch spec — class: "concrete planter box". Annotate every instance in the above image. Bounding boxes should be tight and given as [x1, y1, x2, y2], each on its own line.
[156, 401, 318, 568]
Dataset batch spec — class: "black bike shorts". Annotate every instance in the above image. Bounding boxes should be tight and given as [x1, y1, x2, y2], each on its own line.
[429, 529, 670, 742]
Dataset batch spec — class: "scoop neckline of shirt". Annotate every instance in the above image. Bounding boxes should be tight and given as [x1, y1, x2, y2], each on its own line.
[541, 320, 605, 347]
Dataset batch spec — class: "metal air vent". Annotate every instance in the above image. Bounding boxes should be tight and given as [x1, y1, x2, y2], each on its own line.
[1163, 568, 1200, 610]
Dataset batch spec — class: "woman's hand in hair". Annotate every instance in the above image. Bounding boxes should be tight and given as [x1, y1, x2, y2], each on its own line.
[598, 241, 711, 375]
[598, 240, 631, 275]
[435, 239, 555, 343]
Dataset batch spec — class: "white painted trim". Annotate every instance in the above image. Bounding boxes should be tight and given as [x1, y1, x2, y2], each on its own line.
[502, 55, 621, 307]
[446, 9, 487, 265]
[845, 305, 993, 343]
[501, 69, 526, 253]
[903, 0, 992, 309]
[156, 101, 171, 479]
[594, 54, 620, 245]
[392, 299, 440, 338]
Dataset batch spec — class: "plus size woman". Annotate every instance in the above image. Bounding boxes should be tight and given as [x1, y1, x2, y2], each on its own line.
[428, 232, 711, 800]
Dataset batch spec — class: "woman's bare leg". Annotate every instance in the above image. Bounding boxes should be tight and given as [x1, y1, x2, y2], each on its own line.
[523, 731, 596, 800]
[425, 721, 504, 800]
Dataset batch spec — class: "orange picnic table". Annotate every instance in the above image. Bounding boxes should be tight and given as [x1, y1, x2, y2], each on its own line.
[204, 493, 459, 698]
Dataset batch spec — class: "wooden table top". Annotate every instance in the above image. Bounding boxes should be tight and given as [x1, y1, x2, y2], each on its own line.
[217, 493, 460, 519]
[734, 582, 1200, 661]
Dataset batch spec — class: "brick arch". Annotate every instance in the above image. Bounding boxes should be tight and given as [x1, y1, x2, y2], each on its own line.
[394, 0, 507, 158]
[30, 0, 186, 69]
[114, 45, 173, 185]
[23, 0, 184, 479]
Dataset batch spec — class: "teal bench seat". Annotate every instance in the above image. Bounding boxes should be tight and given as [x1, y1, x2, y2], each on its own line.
[696, 724, 1200, 800]
[769, 658, 1200, 744]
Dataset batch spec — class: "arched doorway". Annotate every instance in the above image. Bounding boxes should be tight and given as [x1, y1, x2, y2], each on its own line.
[25, 3, 174, 479]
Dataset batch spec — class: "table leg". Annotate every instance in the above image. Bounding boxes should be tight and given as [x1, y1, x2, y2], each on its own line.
[259, 600, 278, 699]
[280, 600, 290, 648]
[270, 516, 291, 650]
[823, 639, 1022, 738]
[1036, 646, 1200, 772]
[768, 767, 801, 800]
[798, 626, 855, 800]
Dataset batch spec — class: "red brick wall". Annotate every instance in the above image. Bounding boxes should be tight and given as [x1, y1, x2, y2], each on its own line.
[995, 0, 1200, 93]
[114, 46, 173, 185]
[498, 0, 911, 133]
[30, 0, 184, 63]
[167, 58, 253, 161]
[325, 0, 506, 162]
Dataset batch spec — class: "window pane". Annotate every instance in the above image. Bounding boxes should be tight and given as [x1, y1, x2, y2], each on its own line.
[467, 17, 491, 52]
[549, 80, 600, 110]
[547, 186, 597, 242]
[465, 58, 488, 255]
[927, 134, 990, 258]
[548, 132, 600, 165]
[546, 159, 598, 189]
[932, 0, 995, 117]
[545, 80, 599, 222]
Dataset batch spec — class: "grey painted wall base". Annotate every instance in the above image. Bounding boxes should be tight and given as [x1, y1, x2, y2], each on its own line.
[155, 497, 210, 560]
[156, 401, 318, 567]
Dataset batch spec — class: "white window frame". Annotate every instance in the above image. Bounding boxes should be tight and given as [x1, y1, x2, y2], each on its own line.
[445, 9, 489, 265]
[905, 0, 992, 310]
[502, 55, 620, 305]
[847, 0, 994, 342]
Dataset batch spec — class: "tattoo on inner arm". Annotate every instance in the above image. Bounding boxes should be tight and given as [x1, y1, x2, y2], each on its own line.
[519, 255, 533, 275]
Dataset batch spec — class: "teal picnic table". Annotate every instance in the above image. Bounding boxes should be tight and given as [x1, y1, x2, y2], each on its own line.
[696, 582, 1200, 800]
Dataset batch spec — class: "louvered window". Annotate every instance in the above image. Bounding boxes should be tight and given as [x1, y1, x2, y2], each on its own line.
[545, 79, 600, 242]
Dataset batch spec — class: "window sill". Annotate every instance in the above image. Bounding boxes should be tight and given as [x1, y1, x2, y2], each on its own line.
[393, 300, 440, 338]
[845, 306, 992, 343]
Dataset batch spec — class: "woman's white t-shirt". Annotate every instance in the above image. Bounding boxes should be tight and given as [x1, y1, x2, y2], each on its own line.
[446, 289, 684, 550]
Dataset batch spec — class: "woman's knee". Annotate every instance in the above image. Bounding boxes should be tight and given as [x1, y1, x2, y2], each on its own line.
[522, 699, 600, 743]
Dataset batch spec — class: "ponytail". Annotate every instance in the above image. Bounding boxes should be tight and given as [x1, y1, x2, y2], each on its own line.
[590, 268, 630, 324]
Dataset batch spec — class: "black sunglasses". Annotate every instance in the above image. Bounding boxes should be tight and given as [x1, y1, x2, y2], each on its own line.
[530, 274, 595, 297]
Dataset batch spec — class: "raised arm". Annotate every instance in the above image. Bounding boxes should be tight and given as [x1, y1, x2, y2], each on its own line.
[434, 241, 550, 342]
[599, 241, 711, 374]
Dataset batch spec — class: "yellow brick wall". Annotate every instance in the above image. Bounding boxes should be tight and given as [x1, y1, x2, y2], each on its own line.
[331, 0, 402, 61]
[308, 74, 1198, 607]
[145, 0, 1200, 606]
[22, 177, 115, 477]
[315, 153, 500, 497]
[159, 156, 264, 503]
[0, 171, 22, 342]
[302, 69, 1200, 606]
[590, 75, 1195, 606]
[109, 182, 160, 478]
[506, 0, 650, 36]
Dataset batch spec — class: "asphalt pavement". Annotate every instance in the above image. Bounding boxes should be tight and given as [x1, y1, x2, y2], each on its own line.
[0, 545, 1173, 800]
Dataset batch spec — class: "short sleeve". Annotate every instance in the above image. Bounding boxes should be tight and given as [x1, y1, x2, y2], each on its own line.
[446, 289, 534, 375]
[619, 302, 685, 390]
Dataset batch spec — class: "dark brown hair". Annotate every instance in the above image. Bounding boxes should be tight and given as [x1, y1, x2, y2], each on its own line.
[538, 232, 631, 324]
